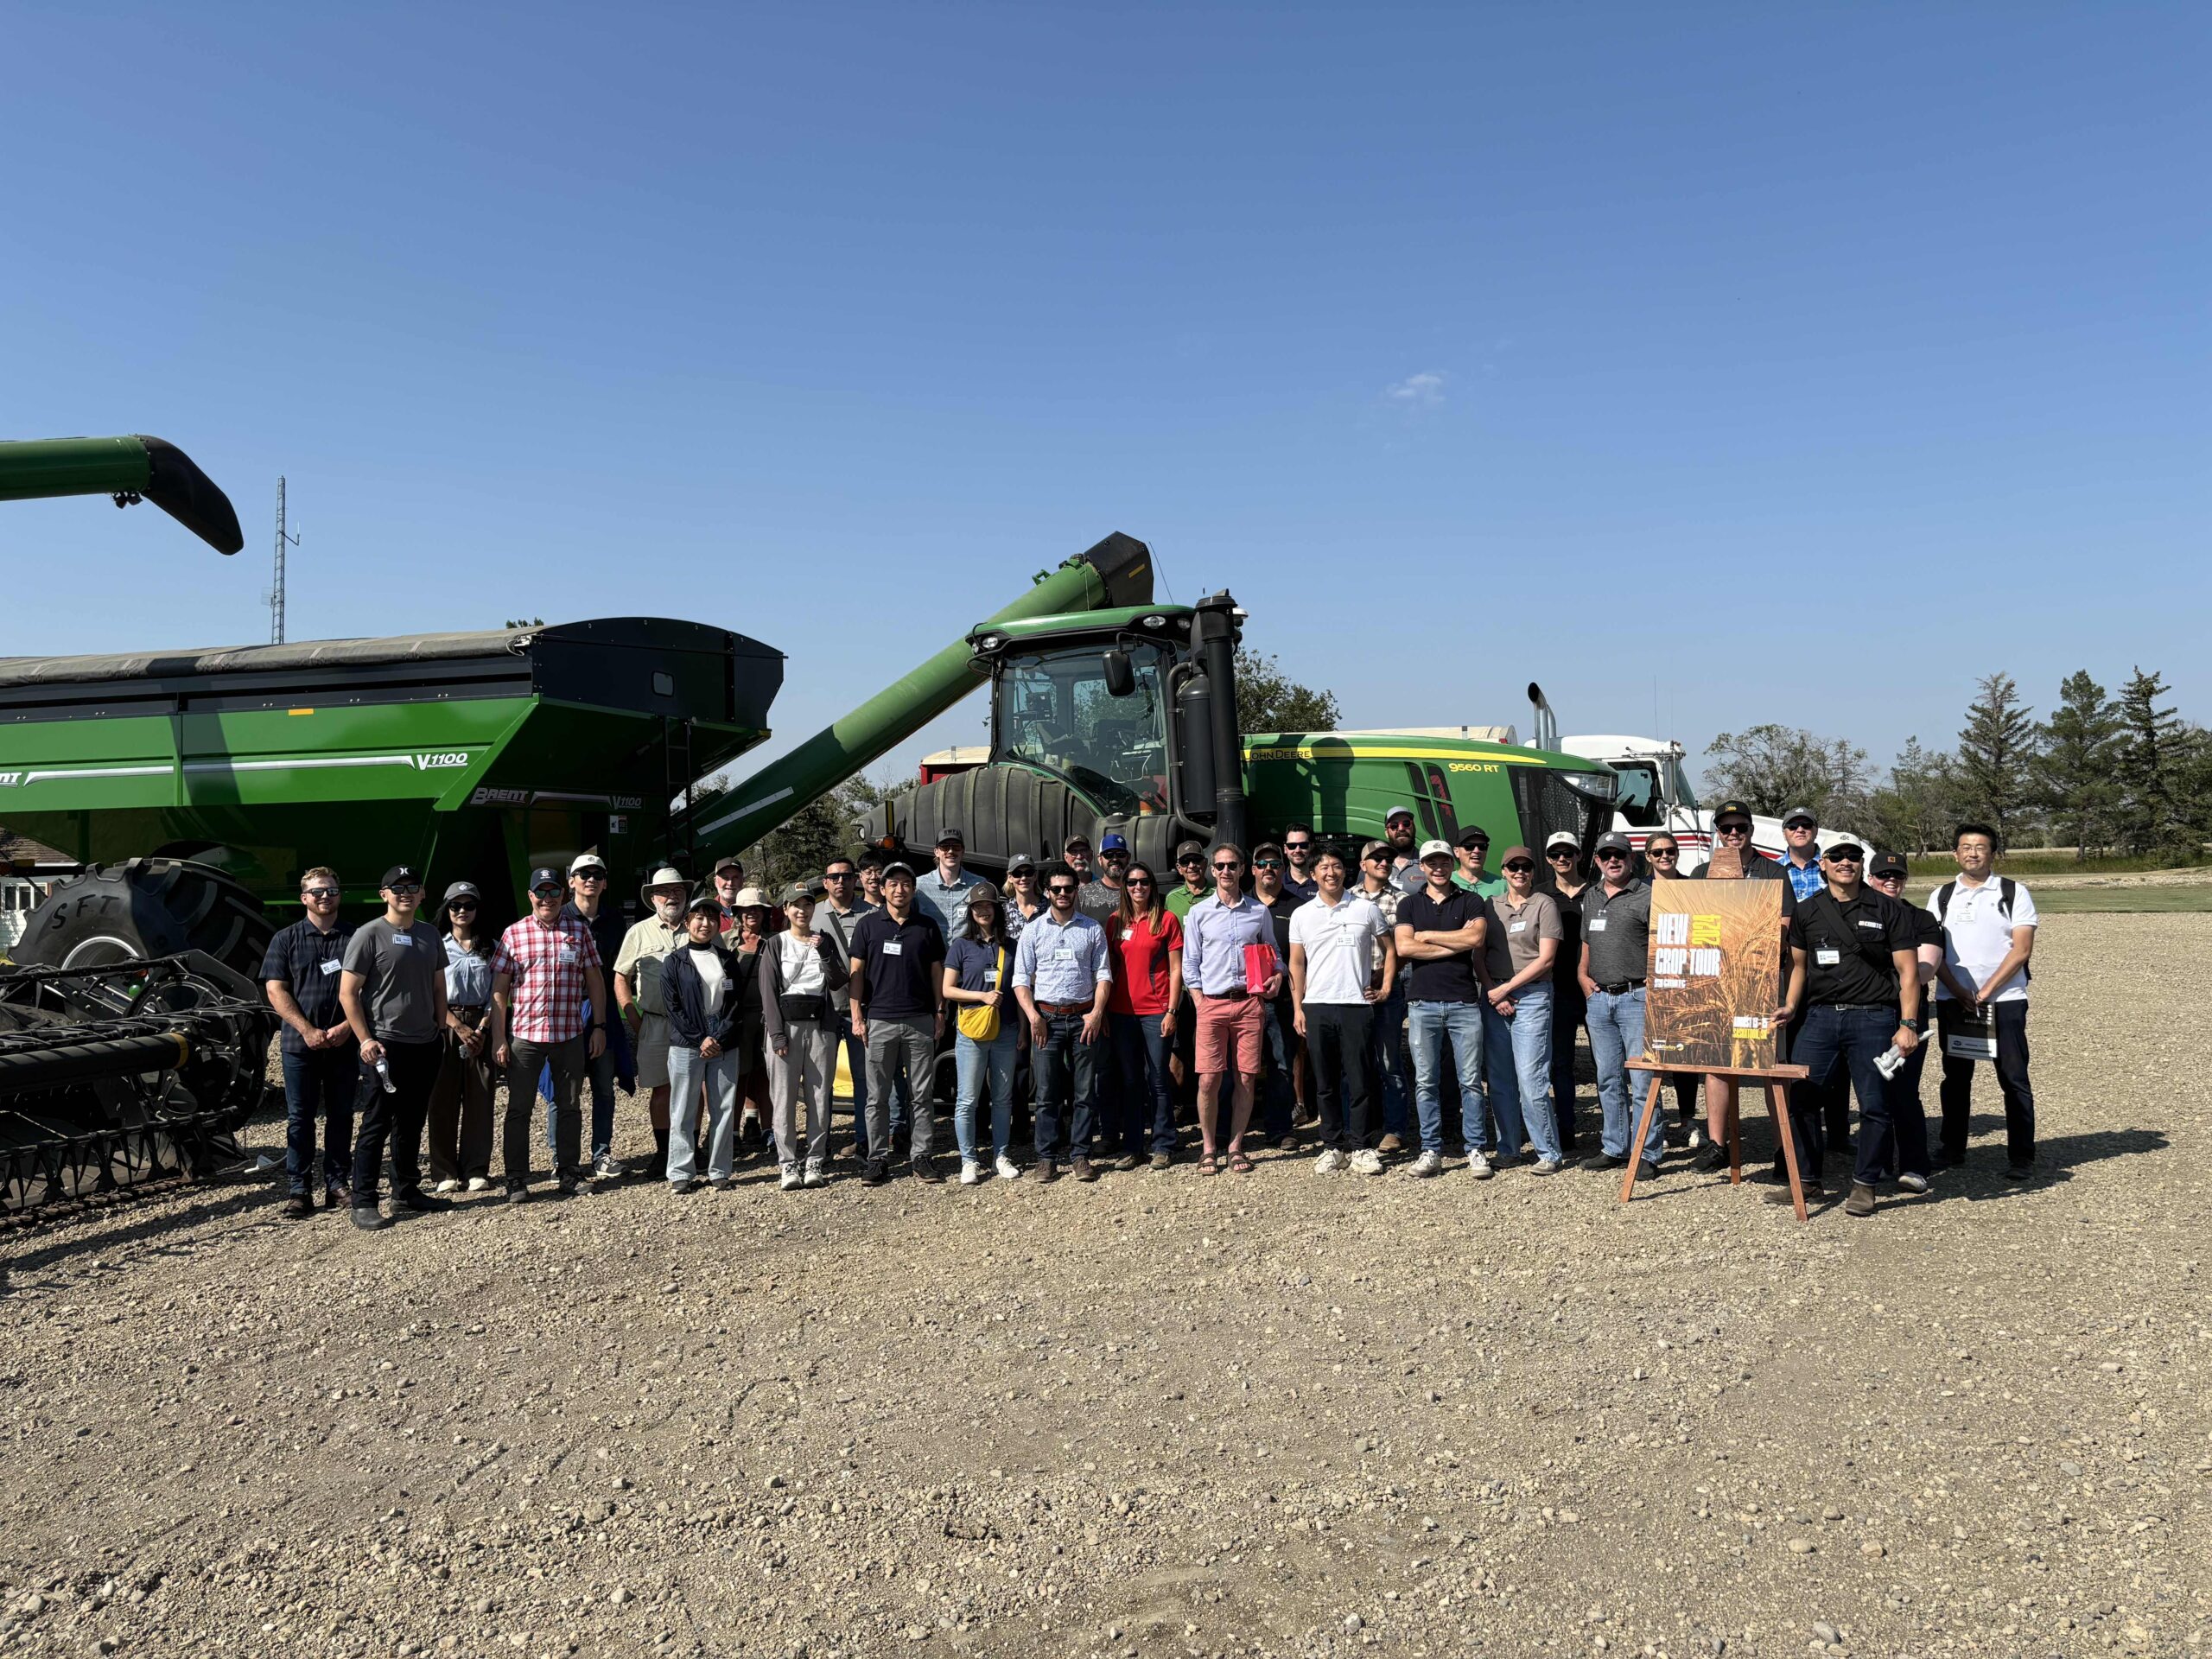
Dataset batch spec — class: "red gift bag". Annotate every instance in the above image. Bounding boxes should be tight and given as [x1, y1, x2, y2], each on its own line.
[1243, 940, 1279, 991]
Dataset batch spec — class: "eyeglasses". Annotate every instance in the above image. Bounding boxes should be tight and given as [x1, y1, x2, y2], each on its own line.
[1503, 861, 1535, 874]
[825, 871, 855, 880]
[388, 884, 423, 897]
[302, 887, 339, 900]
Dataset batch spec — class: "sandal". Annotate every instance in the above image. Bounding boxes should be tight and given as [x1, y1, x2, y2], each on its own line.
[1198, 1153, 1219, 1176]
[1228, 1149, 1255, 1175]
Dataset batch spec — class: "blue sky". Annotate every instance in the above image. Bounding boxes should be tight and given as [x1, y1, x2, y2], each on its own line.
[6, 3, 2204, 795]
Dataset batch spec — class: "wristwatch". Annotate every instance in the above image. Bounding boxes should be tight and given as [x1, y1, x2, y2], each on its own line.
[1900, 1016, 1923, 1032]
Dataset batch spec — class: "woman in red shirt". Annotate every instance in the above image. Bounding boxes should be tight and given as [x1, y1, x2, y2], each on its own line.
[1107, 863, 1185, 1171]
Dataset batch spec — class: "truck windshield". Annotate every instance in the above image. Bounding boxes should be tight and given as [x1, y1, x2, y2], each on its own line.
[995, 641, 1172, 815]
[1612, 761, 1664, 828]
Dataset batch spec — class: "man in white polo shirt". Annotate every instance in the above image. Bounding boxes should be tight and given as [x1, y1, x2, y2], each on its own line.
[1289, 848, 1395, 1176]
[1929, 821, 2038, 1179]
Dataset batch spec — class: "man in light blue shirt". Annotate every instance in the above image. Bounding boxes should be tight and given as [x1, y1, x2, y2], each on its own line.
[1012, 861, 1113, 1182]
[1183, 844, 1281, 1173]
[915, 829, 982, 939]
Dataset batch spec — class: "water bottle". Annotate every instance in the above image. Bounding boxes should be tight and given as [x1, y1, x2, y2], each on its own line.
[375, 1056, 397, 1094]
[1872, 1045, 1904, 1080]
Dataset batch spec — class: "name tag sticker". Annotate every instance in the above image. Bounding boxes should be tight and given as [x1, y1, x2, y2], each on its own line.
[391, 932, 414, 948]
[1856, 919, 1884, 931]
[1509, 920, 1527, 933]
[983, 969, 999, 986]
[320, 958, 342, 976]
[557, 944, 577, 962]
[1587, 918, 1608, 933]
[1052, 947, 1074, 963]
[882, 941, 903, 957]
[1815, 947, 1842, 966]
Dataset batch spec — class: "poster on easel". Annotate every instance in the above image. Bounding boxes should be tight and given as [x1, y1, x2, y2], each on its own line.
[1641, 877, 1784, 1071]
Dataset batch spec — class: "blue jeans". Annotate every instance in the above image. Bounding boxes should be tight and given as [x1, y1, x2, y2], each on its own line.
[1483, 981, 1560, 1162]
[955, 1027, 1018, 1161]
[1111, 1011, 1175, 1154]
[1794, 1003, 1900, 1187]
[1261, 1001, 1297, 1138]
[1587, 986, 1661, 1163]
[1406, 1001, 1484, 1155]
[1031, 1012, 1099, 1162]
[280, 1046, 359, 1198]
[1370, 986, 1408, 1137]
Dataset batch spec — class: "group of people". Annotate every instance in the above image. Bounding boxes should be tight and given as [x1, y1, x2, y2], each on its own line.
[259, 803, 2038, 1229]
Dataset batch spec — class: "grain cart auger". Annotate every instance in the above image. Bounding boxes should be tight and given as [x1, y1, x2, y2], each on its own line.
[0, 435, 245, 554]
[0, 950, 279, 1222]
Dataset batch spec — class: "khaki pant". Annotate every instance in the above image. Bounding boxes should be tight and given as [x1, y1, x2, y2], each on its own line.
[770, 1024, 840, 1171]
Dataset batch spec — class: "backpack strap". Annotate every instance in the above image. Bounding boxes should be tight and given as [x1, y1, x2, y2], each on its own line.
[1932, 880, 1956, 925]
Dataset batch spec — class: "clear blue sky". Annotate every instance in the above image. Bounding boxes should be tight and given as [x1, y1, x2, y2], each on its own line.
[6, 4, 2205, 795]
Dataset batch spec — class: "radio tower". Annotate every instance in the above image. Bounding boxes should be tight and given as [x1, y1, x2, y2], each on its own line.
[269, 476, 300, 644]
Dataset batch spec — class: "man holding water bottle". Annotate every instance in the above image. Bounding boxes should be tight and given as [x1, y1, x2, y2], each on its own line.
[340, 864, 456, 1231]
[1777, 837, 1922, 1218]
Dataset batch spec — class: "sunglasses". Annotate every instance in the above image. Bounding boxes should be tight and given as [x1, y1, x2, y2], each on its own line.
[448, 900, 478, 912]
[1253, 859, 1282, 870]
[1285, 841, 1313, 852]
[1503, 861, 1535, 874]
[1212, 861, 1242, 873]
[1647, 847, 1680, 859]
[1595, 851, 1628, 863]
[1825, 854, 1863, 866]
[302, 887, 339, 899]
[531, 885, 563, 897]
[1126, 876, 1154, 888]
[574, 871, 606, 881]
[1869, 870, 1904, 881]
[1717, 825, 1750, 836]
[1046, 883, 1078, 895]
[388, 884, 423, 897]
[1546, 849, 1577, 859]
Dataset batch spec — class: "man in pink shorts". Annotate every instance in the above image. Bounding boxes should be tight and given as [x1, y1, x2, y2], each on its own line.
[1179, 842, 1282, 1175]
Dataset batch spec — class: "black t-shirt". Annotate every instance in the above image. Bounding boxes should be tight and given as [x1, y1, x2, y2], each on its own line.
[1545, 880, 1589, 995]
[1395, 887, 1484, 1003]
[1262, 891, 1300, 1007]
[849, 907, 947, 1020]
[1789, 887, 1914, 1008]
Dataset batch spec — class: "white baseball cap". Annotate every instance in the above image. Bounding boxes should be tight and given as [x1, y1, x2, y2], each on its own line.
[569, 851, 607, 874]
[1418, 839, 1454, 861]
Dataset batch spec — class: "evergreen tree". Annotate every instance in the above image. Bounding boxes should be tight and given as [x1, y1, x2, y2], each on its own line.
[2033, 671, 2120, 859]
[1955, 672, 2038, 845]
[2111, 667, 2190, 857]
[1865, 737, 1964, 855]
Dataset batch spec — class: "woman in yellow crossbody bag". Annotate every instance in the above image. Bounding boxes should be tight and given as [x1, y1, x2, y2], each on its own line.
[942, 885, 1020, 1185]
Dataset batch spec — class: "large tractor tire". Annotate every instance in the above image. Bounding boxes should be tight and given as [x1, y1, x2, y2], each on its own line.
[14, 858, 275, 981]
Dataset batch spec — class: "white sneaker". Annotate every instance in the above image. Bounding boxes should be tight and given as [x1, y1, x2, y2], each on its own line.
[1349, 1149, 1384, 1176]
[1313, 1148, 1347, 1174]
[593, 1152, 624, 1181]
[433, 1179, 461, 1194]
[1530, 1157, 1562, 1175]
[465, 1177, 490, 1193]
[1897, 1171, 1930, 1194]
[1467, 1151, 1495, 1179]
[779, 1164, 801, 1192]
[959, 1160, 983, 1185]
[1409, 1149, 1444, 1178]
[803, 1162, 827, 1187]
[995, 1154, 1021, 1181]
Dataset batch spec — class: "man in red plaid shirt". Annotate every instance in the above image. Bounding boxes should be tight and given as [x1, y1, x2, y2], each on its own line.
[492, 865, 609, 1202]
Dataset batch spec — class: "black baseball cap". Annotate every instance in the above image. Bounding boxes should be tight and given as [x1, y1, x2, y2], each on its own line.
[934, 827, 964, 847]
[1454, 826, 1491, 849]
[1592, 831, 1634, 857]
[378, 864, 423, 891]
[1007, 854, 1038, 874]
[1174, 839, 1206, 861]
[880, 861, 917, 881]
[526, 865, 563, 892]
[1713, 800, 1753, 827]
[1868, 851, 1908, 879]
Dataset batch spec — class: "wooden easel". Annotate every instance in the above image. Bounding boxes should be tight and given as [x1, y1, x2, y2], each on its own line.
[1618, 1059, 1813, 1221]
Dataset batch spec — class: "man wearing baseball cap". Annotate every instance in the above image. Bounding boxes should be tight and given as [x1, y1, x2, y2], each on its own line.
[1777, 836, 1921, 1216]
[1576, 832, 1664, 1179]
[1777, 808, 1827, 904]
[1077, 831, 1130, 924]
[1450, 826, 1505, 900]
[1540, 830, 1594, 1152]
[916, 828, 982, 939]
[1166, 841, 1211, 920]
[1356, 839, 1412, 1152]
[1384, 808, 1424, 895]
[847, 860, 948, 1184]
[614, 867, 690, 1179]
[1393, 837, 1491, 1178]
[1866, 850, 1941, 1195]
[562, 852, 631, 1181]
[490, 866, 609, 1202]
[338, 865, 454, 1230]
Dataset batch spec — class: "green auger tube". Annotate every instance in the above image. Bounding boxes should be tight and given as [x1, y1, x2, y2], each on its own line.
[0, 435, 245, 554]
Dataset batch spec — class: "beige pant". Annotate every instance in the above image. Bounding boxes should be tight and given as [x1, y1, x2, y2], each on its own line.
[633, 1013, 671, 1090]
[770, 1024, 840, 1170]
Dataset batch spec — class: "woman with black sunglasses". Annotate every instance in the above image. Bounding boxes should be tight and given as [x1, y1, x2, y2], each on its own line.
[1541, 834, 1592, 1152]
[428, 881, 499, 1195]
[1106, 863, 1185, 1169]
[1639, 835, 1704, 1152]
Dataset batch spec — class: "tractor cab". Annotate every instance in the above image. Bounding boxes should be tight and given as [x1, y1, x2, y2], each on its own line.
[987, 623, 1178, 817]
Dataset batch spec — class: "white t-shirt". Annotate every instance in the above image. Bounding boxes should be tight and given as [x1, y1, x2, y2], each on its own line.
[1287, 893, 1389, 1005]
[687, 944, 728, 1012]
[776, 932, 825, 997]
[1928, 876, 2037, 1006]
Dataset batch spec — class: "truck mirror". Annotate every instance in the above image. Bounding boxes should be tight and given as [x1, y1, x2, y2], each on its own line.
[1103, 649, 1136, 698]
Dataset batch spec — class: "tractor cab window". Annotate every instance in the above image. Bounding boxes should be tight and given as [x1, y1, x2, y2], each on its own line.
[1666, 754, 1699, 812]
[1611, 760, 1663, 828]
[995, 641, 1171, 815]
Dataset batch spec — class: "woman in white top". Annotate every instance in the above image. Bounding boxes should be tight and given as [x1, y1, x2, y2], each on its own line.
[760, 885, 853, 1189]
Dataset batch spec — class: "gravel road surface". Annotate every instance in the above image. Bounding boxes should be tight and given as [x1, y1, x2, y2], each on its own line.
[2, 914, 2205, 1658]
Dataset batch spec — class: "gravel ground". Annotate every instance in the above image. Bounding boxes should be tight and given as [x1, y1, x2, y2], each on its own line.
[3, 914, 2207, 1659]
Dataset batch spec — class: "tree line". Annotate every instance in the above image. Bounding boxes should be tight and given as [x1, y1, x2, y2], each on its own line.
[1705, 668, 2211, 861]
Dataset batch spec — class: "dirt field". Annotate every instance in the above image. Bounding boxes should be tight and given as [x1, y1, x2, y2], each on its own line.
[3, 914, 2207, 1658]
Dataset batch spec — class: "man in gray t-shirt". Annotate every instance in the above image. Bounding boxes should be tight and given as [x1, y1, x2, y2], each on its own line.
[338, 864, 456, 1228]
